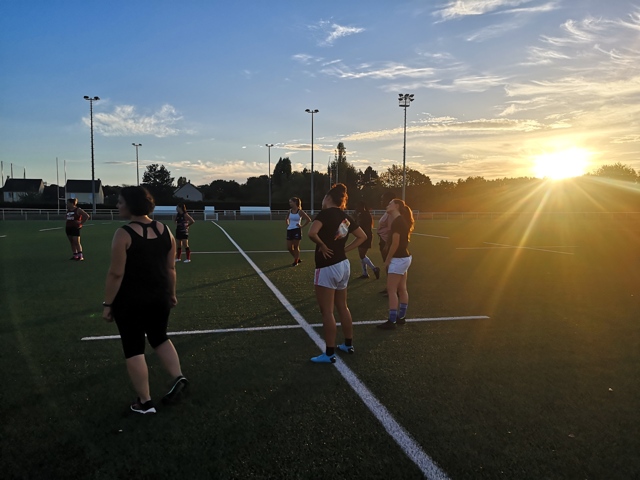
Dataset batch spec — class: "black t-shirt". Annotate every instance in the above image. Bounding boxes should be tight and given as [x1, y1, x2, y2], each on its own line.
[390, 216, 411, 258]
[313, 207, 359, 268]
[355, 210, 373, 239]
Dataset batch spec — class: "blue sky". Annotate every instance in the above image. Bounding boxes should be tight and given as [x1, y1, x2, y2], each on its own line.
[1, 0, 640, 187]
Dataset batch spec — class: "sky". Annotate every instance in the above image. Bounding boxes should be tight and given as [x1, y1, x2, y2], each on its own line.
[1, 0, 640, 187]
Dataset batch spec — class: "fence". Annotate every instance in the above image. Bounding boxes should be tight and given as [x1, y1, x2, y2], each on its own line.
[2, 207, 640, 222]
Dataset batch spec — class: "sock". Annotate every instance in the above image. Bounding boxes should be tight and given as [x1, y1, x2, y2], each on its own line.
[176, 248, 182, 259]
[361, 259, 368, 275]
[398, 303, 408, 319]
[326, 347, 335, 356]
[389, 309, 398, 323]
[186, 247, 191, 260]
[344, 338, 353, 347]
[78, 251, 83, 259]
[364, 256, 376, 270]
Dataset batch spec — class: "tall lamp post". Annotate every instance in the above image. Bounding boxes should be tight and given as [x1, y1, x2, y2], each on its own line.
[398, 93, 414, 201]
[132, 143, 142, 186]
[305, 109, 319, 214]
[83, 95, 100, 215]
[265, 143, 273, 210]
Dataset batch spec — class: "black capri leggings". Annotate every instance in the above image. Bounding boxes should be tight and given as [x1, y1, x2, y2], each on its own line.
[113, 301, 171, 359]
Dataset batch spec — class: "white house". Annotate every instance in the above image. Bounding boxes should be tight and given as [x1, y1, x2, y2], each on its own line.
[65, 179, 105, 205]
[174, 181, 203, 202]
[2, 178, 44, 202]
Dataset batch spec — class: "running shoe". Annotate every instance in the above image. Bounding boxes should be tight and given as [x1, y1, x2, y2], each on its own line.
[175, 258, 181, 263]
[183, 259, 191, 263]
[358, 274, 370, 279]
[162, 375, 189, 405]
[310, 353, 336, 363]
[337, 343, 354, 354]
[376, 320, 397, 330]
[130, 398, 156, 414]
[373, 267, 381, 280]
[396, 317, 406, 325]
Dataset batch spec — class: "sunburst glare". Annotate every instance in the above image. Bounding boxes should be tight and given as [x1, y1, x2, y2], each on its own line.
[533, 148, 591, 180]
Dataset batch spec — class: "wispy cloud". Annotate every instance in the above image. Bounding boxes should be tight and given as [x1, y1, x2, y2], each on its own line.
[309, 20, 365, 46]
[86, 104, 189, 138]
[434, 0, 537, 21]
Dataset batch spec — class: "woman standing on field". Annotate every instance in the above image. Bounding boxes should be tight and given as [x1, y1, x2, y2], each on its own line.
[174, 204, 195, 263]
[103, 186, 188, 414]
[377, 198, 414, 330]
[307, 183, 367, 363]
[354, 200, 380, 280]
[285, 197, 311, 266]
[65, 198, 89, 261]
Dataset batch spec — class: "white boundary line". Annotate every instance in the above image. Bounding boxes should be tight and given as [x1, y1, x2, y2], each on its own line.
[39, 227, 63, 231]
[483, 242, 574, 255]
[208, 221, 449, 479]
[81, 316, 489, 341]
[413, 233, 450, 239]
[192, 249, 315, 255]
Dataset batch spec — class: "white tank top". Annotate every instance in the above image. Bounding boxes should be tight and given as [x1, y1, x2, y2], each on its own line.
[288, 210, 301, 230]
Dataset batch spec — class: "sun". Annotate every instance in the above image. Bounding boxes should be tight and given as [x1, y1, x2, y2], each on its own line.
[533, 148, 591, 180]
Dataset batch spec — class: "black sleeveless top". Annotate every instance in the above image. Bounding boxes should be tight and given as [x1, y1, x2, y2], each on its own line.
[113, 221, 172, 307]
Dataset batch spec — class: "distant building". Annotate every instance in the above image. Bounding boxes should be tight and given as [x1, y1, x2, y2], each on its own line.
[174, 181, 203, 202]
[2, 178, 44, 202]
[65, 179, 104, 205]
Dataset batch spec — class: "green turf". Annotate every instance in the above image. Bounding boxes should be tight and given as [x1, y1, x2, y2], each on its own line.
[1, 218, 639, 479]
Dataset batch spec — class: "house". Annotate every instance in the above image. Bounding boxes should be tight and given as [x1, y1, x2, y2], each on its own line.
[65, 179, 105, 205]
[2, 178, 44, 202]
[174, 181, 203, 202]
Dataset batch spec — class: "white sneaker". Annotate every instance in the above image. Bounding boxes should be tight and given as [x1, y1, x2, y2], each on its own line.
[183, 259, 191, 263]
[174, 258, 180, 262]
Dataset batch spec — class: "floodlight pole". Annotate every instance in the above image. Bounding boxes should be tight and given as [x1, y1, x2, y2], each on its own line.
[83, 95, 100, 215]
[305, 109, 319, 214]
[132, 143, 142, 186]
[265, 143, 274, 210]
[398, 93, 414, 201]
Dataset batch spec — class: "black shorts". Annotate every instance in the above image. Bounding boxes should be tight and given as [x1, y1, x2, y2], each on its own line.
[287, 228, 302, 241]
[176, 230, 188, 240]
[66, 226, 81, 237]
[113, 301, 171, 358]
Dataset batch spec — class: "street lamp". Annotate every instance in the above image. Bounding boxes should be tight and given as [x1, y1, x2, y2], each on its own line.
[305, 108, 319, 214]
[265, 143, 273, 210]
[398, 93, 414, 201]
[132, 143, 142, 186]
[83, 95, 100, 215]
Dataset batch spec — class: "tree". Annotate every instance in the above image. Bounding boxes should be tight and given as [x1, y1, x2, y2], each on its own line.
[177, 176, 188, 187]
[379, 165, 432, 188]
[589, 163, 637, 182]
[272, 157, 292, 187]
[142, 164, 175, 202]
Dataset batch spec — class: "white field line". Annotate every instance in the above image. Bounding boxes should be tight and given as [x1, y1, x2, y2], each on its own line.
[39, 227, 63, 231]
[81, 316, 488, 341]
[209, 221, 449, 480]
[483, 242, 574, 255]
[192, 249, 315, 255]
[413, 233, 450, 239]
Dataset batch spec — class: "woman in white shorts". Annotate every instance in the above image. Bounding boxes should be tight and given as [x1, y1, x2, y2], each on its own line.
[307, 183, 367, 363]
[377, 198, 415, 330]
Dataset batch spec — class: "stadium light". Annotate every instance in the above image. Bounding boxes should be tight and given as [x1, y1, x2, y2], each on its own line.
[265, 144, 274, 210]
[398, 93, 414, 201]
[83, 95, 100, 215]
[132, 143, 142, 186]
[305, 109, 319, 214]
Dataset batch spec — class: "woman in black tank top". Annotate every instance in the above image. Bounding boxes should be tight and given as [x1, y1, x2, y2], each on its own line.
[102, 186, 189, 414]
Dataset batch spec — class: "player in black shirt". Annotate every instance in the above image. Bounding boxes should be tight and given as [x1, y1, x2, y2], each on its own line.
[377, 198, 415, 330]
[308, 184, 367, 363]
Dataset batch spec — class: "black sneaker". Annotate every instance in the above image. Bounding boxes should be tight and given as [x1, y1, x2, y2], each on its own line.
[373, 267, 381, 280]
[130, 398, 156, 414]
[358, 274, 370, 279]
[396, 317, 406, 325]
[376, 320, 397, 330]
[162, 375, 189, 405]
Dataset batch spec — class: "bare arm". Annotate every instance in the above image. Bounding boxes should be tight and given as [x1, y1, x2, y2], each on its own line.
[165, 229, 178, 307]
[345, 227, 367, 253]
[185, 213, 195, 226]
[285, 211, 290, 226]
[102, 229, 129, 322]
[78, 208, 90, 224]
[308, 220, 333, 259]
[300, 210, 312, 228]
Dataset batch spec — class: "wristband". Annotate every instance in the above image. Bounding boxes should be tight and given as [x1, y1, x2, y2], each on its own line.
[102, 302, 112, 307]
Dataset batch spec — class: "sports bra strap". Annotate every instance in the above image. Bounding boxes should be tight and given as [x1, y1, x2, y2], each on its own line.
[126, 221, 162, 239]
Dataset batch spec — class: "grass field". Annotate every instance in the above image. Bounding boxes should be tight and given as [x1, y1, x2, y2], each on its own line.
[1, 216, 639, 479]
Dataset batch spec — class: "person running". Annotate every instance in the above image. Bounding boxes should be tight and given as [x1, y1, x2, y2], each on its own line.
[174, 204, 195, 263]
[308, 184, 367, 363]
[285, 197, 311, 267]
[378, 198, 415, 330]
[102, 186, 188, 414]
[354, 201, 380, 279]
[65, 198, 89, 261]
[376, 191, 397, 294]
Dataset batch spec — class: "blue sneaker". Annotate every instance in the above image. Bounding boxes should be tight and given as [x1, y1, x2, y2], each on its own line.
[310, 353, 336, 363]
[337, 344, 354, 354]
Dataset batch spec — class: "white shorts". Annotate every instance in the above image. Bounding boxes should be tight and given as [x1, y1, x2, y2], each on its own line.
[388, 256, 412, 275]
[314, 259, 351, 290]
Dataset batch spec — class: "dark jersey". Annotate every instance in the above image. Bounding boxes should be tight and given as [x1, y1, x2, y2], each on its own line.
[175, 213, 189, 236]
[355, 210, 373, 239]
[313, 207, 359, 268]
[65, 208, 83, 228]
[113, 221, 172, 308]
[390, 216, 411, 258]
